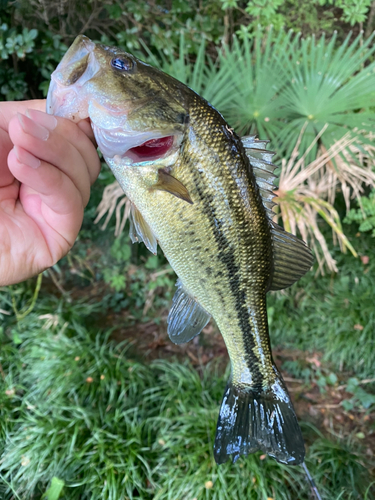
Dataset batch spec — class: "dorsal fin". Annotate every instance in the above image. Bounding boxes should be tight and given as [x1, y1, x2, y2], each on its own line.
[269, 223, 314, 290]
[242, 135, 314, 290]
[242, 135, 278, 220]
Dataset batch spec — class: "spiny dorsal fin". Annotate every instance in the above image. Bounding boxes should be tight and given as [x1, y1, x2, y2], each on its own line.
[242, 134, 278, 220]
[150, 168, 193, 204]
[269, 222, 314, 291]
[167, 279, 211, 344]
[242, 135, 314, 289]
[129, 203, 158, 255]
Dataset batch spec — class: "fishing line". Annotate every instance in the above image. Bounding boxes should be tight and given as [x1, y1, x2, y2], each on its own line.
[301, 461, 322, 500]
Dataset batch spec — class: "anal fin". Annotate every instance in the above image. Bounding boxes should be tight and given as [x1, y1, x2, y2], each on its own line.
[167, 279, 211, 345]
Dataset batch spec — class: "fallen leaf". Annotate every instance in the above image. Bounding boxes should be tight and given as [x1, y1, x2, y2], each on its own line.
[307, 356, 321, 368]
[360, 255, 369, 265]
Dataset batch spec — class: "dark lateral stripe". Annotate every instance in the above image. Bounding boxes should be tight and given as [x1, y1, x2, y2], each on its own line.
[188, 128, 264, 390]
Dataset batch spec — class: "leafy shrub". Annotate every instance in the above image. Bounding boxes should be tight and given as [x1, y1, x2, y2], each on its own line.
[221, 0, 375, 38]
[344, 190, 375, 237]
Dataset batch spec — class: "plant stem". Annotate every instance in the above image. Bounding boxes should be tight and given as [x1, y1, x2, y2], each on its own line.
[12, 273, 43, 321]
[365, 0, 375, 38]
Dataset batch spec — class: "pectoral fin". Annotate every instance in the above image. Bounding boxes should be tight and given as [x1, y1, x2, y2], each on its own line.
[167, 279, 211, 344]
[129, 203, 157, 255]
[150, 169, 193, 204]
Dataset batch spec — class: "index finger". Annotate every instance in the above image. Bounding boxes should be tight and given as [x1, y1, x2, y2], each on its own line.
[0, 100, 46, 189]
[0, 100, 45, 132]
[0, 99, 96, 144]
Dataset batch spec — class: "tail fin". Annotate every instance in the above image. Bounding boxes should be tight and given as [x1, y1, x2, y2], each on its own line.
[214, 373, 305, 465]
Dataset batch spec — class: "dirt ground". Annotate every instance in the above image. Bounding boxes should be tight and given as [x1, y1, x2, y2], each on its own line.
[109, 311, 374, 464]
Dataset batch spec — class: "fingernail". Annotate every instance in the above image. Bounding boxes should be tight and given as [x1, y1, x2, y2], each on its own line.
[26, 109, 57, 131]
[14, 146, 41, 169]
[17, 112, 49, 141]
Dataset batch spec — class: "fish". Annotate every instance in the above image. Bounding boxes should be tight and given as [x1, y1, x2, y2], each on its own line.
[47, 35, 314, 466]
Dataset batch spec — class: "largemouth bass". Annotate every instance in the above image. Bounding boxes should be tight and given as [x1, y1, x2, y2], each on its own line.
[47, 36, 313, 466]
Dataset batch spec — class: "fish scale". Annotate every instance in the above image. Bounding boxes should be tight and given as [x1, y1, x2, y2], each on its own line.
[171, 96, 274, 389]
[47, 35, 313, 466]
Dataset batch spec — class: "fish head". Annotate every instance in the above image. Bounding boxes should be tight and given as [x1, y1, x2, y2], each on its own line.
[47, 35, 188, 164]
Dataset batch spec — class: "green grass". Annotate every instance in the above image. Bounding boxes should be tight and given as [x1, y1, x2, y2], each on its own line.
[268, 224, 375, 378]
[0, 294, 374, 499]
[0, 187, 374, 499]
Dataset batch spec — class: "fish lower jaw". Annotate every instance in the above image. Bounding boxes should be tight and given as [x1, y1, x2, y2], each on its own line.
[93, 124, 183, 165]
[47, 81, 89, 122]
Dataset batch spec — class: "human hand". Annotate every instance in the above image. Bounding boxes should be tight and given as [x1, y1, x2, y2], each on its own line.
[0, 99, 101, 286]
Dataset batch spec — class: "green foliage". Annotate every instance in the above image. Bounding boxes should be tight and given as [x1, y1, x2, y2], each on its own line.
[307, 432, 372, 498]
[0, 302, 373, 499]
[220, 0, 374, 37]
[268, 224, 375, 379]
[150, 28, 375, 166]
[0, 67, 27, 100]
[281, 359, 313, 382]
[320, 0, 372, 25]
[274, 30, 375, 159]
[341, 378, 375, 411]
[223, 29, 375, 159]
[0, 23, 37, 59]
[43, 477, 65, 500]
[3, 0, 375, 102]
[0, 11, 66, 101]
[0, 22, 37, 100]
[1, 2, 375, 498]
[244, 0, 286, 32]
[344, 190, 375, 237]
[102, 235, 131, 291]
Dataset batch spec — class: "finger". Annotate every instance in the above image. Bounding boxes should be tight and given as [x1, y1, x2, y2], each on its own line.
[77, 118, 97, 145]
[7, 147, 85, 266]
[0, 99, 45, 132]
[0, 100, 45, 189]
[8, 113, 97, 206]
[8, 146, 84, 222]
[0, 127, 14, 187]
[26, 110, 100, 185]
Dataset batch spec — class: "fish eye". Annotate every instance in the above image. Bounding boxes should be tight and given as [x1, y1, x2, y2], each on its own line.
[111, 57, 134, 72]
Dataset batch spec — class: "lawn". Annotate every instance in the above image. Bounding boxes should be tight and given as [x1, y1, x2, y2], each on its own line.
[0, 181, 374, 500]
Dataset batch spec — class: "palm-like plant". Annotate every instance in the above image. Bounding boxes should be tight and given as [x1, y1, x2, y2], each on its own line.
[275, 125, 375, 273]
[96, 30, 375, 272]
[273, 31, 375, 160]
[144, 29, 375, 160]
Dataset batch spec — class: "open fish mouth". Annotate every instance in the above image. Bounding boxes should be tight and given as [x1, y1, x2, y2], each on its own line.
[47, 36, 181, 165]
[91, 116, 181, 164]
